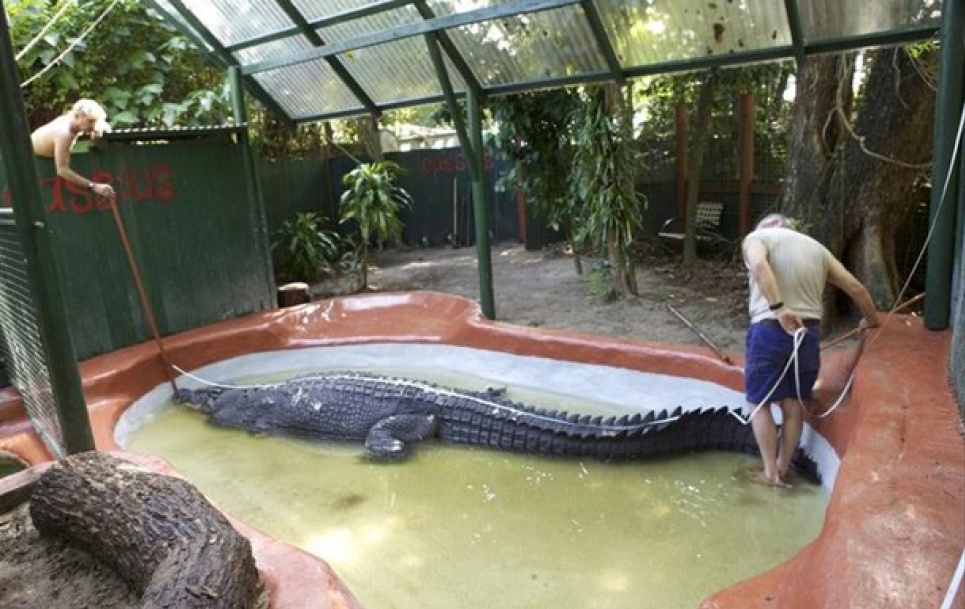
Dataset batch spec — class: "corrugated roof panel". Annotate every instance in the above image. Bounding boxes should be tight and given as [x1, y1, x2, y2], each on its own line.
[443, 5, 608, 87]
[425, 0, 515, 17]
[315, 5, 423, 43]
[598, 0, 791, 68]
[252, 60, 365, 120]
[290, 0, 373, 24]
[178, 0, 295, 46]
[151, 0, 214, 52]
[799, 0, 942, 42]
[335, 37, 467, 105]
[234, 35, 314, 64]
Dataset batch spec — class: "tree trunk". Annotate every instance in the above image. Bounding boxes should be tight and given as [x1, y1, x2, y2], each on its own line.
[684, 71, 719, 263]
[830, 47, 935, 307]
[780, 54, 854, 251]
[781, 49, 935, 311]
[30, 451, 260, 609]
[358, 115, 384, 161]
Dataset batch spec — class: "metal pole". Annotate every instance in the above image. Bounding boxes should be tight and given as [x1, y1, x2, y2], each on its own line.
[0, 2, 93, 454]
[468, 91, 495, 319]
[229, 66, 276, 307]
[924, 0, 964, 330]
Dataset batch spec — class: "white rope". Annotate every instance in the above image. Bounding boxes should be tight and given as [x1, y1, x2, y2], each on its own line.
[730, 326, 809, 425]
[14, 0, 77, 62]
[939, 549, 965, 609]
[19, 0, 120, 89]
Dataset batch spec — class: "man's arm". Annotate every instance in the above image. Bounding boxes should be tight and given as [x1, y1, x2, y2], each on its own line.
[52, 131, 114, 200]
[826, 257, 881, 328]
[743, 238, 783, 307]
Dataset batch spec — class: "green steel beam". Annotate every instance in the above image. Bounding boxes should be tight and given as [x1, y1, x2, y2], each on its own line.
[806, 26, 941, 56]
[468, 91, 496, 320]
[425, 35, 473, 174]
[783, 0, 807, 69]
[579, 0, 624, 83]
[426, 34, 495, 319]
[0, 4, 94, 455]
[243, 0, 581, 75]
[227, 0, 413, 53]
[272, 0, 379, 115]
[924, 0, 964, 330]
[229, 67, 276, 307]
[411, 0, 486, 103]
[163, 0, 295, 127]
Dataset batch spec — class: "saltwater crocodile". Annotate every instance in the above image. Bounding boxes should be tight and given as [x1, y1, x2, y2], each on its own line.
[174, 371, 819, 479]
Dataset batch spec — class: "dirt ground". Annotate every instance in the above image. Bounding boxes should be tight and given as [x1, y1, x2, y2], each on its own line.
[367, 241, 751, 355]
[0, 242, 753, 607]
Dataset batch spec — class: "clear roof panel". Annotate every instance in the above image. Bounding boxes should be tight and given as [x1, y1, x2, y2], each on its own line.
[179, 0, 295, 47]
[799, 0, 941, 41]
[253, 60, 366, 120]
[290, 0, 375, 24]
[599, 0, 792, 66]
[149, 0, 944, 124]
[336, 37, 467, 105]
[234, 36, 314, 65]
[315, 5, 424, 43]
[445, 5, 609, 87]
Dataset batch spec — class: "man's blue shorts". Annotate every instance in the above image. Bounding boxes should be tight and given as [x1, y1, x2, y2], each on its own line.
[744, 320, 821, 405]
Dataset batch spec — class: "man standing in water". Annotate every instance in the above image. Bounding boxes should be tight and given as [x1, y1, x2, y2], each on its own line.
[742, 213, 880, 487]
[30, 99, 115, 201]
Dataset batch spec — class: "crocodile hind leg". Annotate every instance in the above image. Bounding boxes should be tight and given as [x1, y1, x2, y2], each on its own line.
[364, 414, 438, 460]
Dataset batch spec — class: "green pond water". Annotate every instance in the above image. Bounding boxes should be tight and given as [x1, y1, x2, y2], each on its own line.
[124, 374, 827, 609]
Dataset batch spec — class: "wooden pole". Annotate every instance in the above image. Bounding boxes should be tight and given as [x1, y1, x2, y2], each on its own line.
[667, 304, 734, 365]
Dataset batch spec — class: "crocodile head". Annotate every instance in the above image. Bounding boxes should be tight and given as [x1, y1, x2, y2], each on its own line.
[172, 387, 225, 413]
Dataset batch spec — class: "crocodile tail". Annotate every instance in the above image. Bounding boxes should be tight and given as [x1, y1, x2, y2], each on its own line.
[437, 404, 760, 461]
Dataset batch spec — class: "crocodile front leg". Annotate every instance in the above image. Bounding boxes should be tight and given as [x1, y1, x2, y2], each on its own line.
[364, 414, 438, 460]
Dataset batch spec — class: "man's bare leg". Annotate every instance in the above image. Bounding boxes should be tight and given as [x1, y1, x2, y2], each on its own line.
[749, 403, 782, 484]
[776, 398, 803, 480]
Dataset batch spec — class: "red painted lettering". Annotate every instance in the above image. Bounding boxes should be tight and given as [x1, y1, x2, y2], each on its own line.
[153, 164, 175, 202]
[42, 177, 68, 213]
[128, 168, 155, 202]
[64, 181, 94, 214]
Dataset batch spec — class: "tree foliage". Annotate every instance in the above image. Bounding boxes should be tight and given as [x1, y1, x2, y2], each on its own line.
[10, 0, 230, 129]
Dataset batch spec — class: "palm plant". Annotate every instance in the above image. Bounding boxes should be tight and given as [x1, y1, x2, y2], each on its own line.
[271, 212, 341, 284]
[339, 161, 413, 288]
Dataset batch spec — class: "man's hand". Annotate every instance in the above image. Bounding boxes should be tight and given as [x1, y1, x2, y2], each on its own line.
[91, 182, 116, 201]
[776, 307, 804, 335]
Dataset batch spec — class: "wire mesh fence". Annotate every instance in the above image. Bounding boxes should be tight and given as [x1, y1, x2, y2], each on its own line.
[0, 209, 65, 458]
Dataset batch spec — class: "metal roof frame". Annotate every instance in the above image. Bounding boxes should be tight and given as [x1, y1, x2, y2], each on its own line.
[146, 0, 942, 125]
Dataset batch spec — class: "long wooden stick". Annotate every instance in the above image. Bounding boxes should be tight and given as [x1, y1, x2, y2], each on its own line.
[820, 292, 925, 350]
[666, 304, 734, 365]
[109, 199, 178, 393]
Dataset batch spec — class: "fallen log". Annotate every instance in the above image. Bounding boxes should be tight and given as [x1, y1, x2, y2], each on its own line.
[29, 451, 260, 609]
